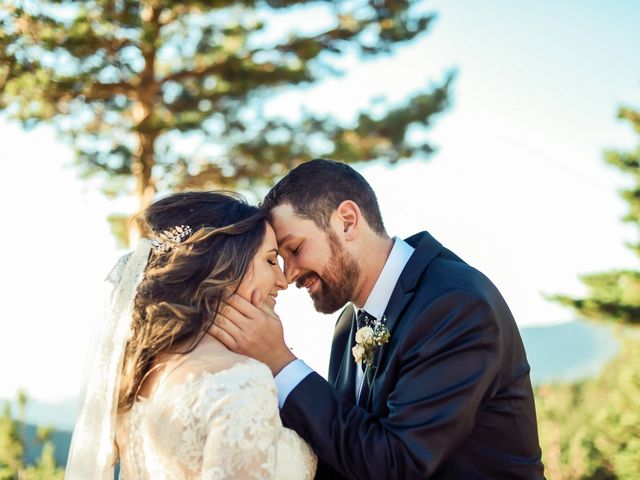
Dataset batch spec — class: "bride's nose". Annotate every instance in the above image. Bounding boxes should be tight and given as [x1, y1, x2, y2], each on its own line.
[275, 264, 288, 291]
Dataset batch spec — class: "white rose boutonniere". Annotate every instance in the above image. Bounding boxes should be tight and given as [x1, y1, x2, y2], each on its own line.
[355, 326, 375, 346]
[352, 316, 390, 384]
[352, 344, 366, 364]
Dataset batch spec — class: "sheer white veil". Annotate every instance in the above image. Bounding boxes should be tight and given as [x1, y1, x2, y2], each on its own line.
[65, 239, 152, 480]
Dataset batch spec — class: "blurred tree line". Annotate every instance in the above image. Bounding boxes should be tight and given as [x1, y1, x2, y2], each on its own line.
[0, 0, 453, 244]
[0, 392, 64, 480]
[539, 102, 640, 479]
[536, 339, 639, 479]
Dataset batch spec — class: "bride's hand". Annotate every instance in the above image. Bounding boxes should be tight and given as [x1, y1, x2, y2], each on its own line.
[210, 291, 296, 375]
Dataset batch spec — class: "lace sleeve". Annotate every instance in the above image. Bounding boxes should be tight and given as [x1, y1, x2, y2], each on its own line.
[118, 356, 316, 479]
[197, 361, 281, 479]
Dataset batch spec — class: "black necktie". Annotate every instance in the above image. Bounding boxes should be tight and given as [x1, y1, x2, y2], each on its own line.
[356, 309, 375, 331]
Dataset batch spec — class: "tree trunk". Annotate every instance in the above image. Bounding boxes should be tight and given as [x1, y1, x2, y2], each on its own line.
[129, 1, 161, 243]
[133, 127, 157, 211]
[129, 119, 157, 244]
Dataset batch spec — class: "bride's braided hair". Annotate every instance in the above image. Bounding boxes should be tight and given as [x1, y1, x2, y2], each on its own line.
[118, 191, 267, 413]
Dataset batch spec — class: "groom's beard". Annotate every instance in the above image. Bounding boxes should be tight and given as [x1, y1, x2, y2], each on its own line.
[297, 232, 360, 314]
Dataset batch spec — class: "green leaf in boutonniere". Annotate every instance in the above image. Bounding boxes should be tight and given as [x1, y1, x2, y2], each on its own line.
[352, 316, 390, 386]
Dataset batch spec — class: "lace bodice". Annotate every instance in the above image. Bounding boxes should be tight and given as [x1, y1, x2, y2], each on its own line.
[116, 340, 316, 479]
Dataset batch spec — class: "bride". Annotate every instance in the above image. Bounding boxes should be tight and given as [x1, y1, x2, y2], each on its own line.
[66, 191, 317, 479]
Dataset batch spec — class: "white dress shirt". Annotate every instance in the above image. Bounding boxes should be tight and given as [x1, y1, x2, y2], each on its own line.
[275, 236, 415, 407]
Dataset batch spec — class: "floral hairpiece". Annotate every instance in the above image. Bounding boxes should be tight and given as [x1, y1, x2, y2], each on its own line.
[150, 225, 193, 253]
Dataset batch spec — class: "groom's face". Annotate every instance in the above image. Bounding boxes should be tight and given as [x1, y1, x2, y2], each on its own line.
[270, 203, 360, 314]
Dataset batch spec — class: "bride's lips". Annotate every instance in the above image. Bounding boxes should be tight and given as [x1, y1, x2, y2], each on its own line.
[266, 293, 277, 308]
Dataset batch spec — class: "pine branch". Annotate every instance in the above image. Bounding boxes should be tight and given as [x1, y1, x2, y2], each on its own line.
[86, 81, 137, 100]
[161, 62, 228, 84]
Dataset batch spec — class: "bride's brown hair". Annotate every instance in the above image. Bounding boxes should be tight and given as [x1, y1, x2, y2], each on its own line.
[117, 191, 267, 413]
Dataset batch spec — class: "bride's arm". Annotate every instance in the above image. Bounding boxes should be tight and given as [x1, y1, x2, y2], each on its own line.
[150, 354, 315, 479]
[198, 361, 281, 479]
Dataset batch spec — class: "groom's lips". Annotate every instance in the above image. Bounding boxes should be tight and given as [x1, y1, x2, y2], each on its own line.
[297, 273, 320, 293]
[307, 277, 324, 296]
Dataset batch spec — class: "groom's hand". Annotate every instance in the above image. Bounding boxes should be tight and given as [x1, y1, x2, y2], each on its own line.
[211, 291, 297, 375]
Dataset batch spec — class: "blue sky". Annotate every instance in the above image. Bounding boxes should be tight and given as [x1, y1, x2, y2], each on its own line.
[2, 0, 640, 405]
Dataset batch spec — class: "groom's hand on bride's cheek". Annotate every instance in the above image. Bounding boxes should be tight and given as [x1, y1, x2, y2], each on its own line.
[211, 292, 296, 375]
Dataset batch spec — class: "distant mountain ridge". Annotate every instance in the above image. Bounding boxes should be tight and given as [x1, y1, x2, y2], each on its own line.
[521, 320, 618, 385]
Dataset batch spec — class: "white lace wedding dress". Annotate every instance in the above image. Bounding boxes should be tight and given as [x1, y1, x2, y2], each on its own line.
[115, 336, 317, 479]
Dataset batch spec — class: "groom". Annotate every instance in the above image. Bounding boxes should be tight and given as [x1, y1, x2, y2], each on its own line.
[212, 159, 545, 479]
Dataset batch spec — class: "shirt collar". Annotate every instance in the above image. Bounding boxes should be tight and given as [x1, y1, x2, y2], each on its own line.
[361, 236, 415, 319]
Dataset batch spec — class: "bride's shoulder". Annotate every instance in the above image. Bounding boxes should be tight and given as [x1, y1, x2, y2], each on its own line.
[156, 336, 273, 394]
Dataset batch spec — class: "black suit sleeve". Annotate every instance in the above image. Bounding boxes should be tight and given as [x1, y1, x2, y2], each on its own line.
[280, 291, 501, 479]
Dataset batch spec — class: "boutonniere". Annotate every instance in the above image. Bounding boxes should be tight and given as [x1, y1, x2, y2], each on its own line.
[352, 316, 390, 384]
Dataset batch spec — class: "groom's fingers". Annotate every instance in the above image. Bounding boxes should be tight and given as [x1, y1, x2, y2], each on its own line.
[214, 313, 243, 338]
[218, 302, 252, 329]
[225, 293, 263, 318]
[209, 324, 238, 350]
[251, 289, 278, 319]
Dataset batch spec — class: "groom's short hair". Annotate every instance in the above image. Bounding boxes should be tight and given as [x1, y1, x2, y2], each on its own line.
[262, 158, 386, 235]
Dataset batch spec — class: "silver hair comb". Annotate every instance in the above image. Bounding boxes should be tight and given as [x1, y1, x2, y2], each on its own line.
[150, 225, 193, 253]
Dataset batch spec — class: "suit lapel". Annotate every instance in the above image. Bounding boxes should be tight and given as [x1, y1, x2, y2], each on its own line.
[382, 231, 443, 335]
[332, 307, 357, 401]
[328, 305, 354, 383]
[360, 231, 443, 408]
[358, 289, 412, 408]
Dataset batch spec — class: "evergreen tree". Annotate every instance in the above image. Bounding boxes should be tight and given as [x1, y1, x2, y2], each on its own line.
[0, 404, 24, 479]
[540, 100, 640, 479]
[0, 0, 453, 233]
[552, 104, 640, 326]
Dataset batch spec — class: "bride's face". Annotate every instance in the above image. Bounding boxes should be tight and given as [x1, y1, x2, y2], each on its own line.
[236, 224, 287, 311]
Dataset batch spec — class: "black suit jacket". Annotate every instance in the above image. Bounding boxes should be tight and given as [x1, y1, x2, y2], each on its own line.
[280, 231, 545, 479]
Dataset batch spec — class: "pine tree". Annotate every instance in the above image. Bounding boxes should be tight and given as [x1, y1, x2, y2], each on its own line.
[540, 101, 640, 478]
[0, 0, 453, 235]
[0, 403, 24, 479]
[552, 104, 640, 326]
